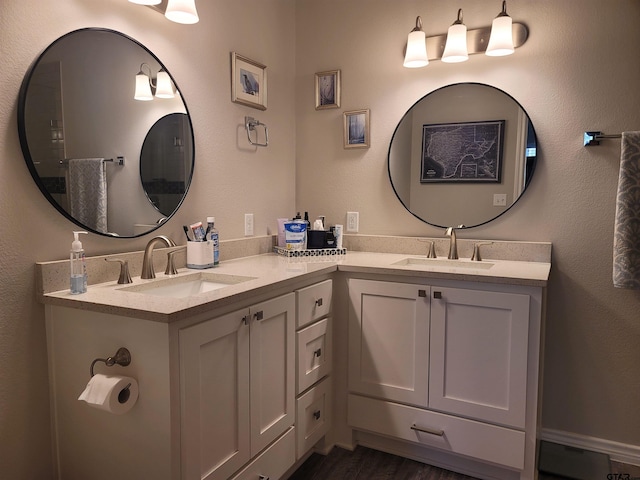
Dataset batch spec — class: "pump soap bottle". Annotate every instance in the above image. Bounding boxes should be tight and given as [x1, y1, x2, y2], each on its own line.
[70, 231, 88, 294]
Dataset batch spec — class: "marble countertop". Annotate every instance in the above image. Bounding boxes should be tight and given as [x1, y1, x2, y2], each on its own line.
[39, 251, 550, 322]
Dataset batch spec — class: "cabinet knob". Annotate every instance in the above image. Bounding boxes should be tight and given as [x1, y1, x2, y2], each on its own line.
[315, 298, 323, 307]
[313, 410, 321, 420]
[242, 315, 250, 326]
[254, 311, 264, 321]
[433, 291, 442, 299]
[313, 348, 322, 358]
[259, 476, 270, 480]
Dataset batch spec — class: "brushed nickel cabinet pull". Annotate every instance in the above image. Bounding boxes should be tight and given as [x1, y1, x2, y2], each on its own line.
[259, 476, 270, 480]
[433, 291, 442, 299]
[315, 298, 323, 307]
[242, 315, 250, 326]
[313, 410, 321, 420]
[411, 424, 444, 436]
[418, 289, 427, 297]
[254, 311, 264, 321]
[313, 348, 322, 358]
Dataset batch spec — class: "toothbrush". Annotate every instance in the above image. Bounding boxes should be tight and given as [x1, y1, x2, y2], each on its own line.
[183, 225, 192, 242]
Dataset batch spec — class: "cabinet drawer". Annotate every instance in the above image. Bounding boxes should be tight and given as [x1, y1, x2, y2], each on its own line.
[296, 377, 332, 460]
[230, 427, 296, 480]
[296, 317, 332, 394]
[297, 280, 332, 328]
[347, 394, 525, 470]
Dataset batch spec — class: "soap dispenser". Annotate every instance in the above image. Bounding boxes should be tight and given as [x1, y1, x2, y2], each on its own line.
[70, 231, 88, 294]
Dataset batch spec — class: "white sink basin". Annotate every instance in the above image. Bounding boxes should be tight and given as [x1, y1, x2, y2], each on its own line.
[119, 272, 256, 298]
[392, 257, 494, 270]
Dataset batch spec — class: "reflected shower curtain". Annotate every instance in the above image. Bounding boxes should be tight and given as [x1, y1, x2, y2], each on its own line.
[67, 158, 108, 233]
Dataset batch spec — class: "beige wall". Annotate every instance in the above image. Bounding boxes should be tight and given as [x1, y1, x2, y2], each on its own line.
[0, 1, 295, 477]
[1, 0, 639, 477]
[295, 0, 640, 449]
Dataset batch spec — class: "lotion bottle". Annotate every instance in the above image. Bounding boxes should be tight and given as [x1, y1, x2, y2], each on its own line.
[70, 231, 88, 294]
[207, 217, 220, 266]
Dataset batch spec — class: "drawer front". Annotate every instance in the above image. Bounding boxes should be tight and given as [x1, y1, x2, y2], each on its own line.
[347, 394, 525, 470]
[297, 280, 333, 329]
[230, 427, 296, 480]
[296, 317, 332, 394]
[296, 377, 332, 459]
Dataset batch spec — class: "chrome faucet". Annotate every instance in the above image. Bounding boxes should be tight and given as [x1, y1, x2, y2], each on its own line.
[141, 235, 177, 279]
[445, 225, 464, 260]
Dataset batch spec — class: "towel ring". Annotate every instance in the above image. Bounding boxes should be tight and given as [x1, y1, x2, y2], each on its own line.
[90, 347, 131, 377]
[245, 116, 269, 147]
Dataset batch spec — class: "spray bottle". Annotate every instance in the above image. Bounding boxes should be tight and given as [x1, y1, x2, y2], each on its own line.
[70, 231, 88, 294]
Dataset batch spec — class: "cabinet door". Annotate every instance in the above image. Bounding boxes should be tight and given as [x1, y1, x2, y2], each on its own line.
[180, 309, 250, 480]
[429, 287, 530, 428]
[348, 279, 430, 407]
[249, 293, 296, 456]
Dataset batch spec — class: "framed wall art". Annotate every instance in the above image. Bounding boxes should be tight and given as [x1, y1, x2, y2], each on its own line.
[343, 109, 370, 149]
[420, 120, 505, 183]
[315, 69, 341, 109]
[231, 52, 267, 110]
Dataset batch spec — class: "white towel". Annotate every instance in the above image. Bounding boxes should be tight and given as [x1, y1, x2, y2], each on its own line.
[67, 158, 108, 233]
[613, 132, 640, 288]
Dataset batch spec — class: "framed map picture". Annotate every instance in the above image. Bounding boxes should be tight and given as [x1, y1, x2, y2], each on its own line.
[420, 120, 505, 183]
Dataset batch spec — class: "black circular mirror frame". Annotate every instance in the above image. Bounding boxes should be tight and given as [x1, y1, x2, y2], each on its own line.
[387, 82, 537, 229]
[17, 28, 195, 238]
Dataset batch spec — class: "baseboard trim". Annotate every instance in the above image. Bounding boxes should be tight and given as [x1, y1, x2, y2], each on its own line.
[540, 428, 640, 467]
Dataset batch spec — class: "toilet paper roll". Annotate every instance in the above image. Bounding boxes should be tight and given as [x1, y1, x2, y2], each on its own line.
[78, 374, 139, 415]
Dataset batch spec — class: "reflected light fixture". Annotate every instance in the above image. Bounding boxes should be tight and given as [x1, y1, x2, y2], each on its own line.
[403, 16, 428, 68]
[134, 63, 175, 101]
[128, 0, 161, 5]
[441, 9, 468, 63]
[486, 1, 515, 56]
[165, 0, 199, 24]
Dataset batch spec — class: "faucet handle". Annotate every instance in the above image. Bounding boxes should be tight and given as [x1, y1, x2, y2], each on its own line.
[426, 241, 437, 258]
[471, 242, 493, 262]
[105, 258, 133, 284]
[165, 248, 181, 276]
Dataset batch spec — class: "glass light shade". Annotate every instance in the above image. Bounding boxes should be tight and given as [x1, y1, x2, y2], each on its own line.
[403, 30, 428, 68]
[128, 0, 161, 5]
[486, 15, 514, 56]
[165, 0, 199, 24]
[155, 70, 175, 98]
[442, 23, 468, 63]
[134, 73, 153, 101]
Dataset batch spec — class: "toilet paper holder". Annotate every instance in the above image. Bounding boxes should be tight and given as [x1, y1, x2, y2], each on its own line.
[89, 347, 132, 377]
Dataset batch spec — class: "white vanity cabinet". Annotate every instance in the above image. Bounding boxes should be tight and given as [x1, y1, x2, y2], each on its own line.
[294, 280, 333, 459]
[347, 278, 543, 479]
[180, 293, 295, 480]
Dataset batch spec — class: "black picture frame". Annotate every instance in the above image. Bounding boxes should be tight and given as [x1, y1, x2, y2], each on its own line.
[420, 120, 505, 183]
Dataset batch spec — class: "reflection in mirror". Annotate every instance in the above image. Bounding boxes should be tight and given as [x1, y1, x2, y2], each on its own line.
[18, 28, 194, 237]
[140, 113, 193, 217]
[388, 83, 537, 229]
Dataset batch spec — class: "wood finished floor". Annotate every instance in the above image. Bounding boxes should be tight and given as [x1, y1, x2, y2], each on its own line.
[287, 445, 640, 480]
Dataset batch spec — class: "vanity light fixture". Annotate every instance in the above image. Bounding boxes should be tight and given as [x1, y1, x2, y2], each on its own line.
[134, 63, 175, 101]
[403, 17, 429, 68]
[165, 0, 199, 24]
[441, 9, 468, 63]
[402, 1, 527, 67]
[486, 1, 514, 56]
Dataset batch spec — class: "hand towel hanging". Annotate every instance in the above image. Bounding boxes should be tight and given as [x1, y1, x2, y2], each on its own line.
[613, 132, 640, 288]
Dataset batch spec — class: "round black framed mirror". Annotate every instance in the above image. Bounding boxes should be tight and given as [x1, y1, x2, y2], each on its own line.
[388, 83, 537, 229]
[18, 28, 195, 237]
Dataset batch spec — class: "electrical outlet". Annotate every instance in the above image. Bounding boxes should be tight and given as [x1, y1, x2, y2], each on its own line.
[346, 211, 359, 233]
[244, 213, 254, 236]
[493, 194, 507, 207]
